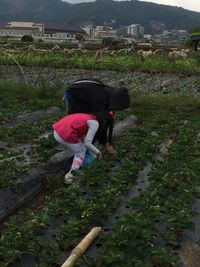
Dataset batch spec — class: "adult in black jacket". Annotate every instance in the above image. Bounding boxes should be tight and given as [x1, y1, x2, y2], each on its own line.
[63, 78, 130, 154]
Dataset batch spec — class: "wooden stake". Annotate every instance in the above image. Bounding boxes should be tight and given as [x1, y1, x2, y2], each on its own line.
[61, 227, 102, 267]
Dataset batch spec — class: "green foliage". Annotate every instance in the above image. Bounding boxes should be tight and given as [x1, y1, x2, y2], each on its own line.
[190, 27, 200, 34]
[191, 32, 200, 37]
[97, 212, 178, 267]
[130, 90, 200, 111]
[0, 80, 63, 122]
[21, 35, 34, 43]
[102, 37, 120, 46]
[0, 80, 66, 188]
[0, 80, 62, 101]
[1, 61, 200, 266]
[1, 52, 200, 74]
[1, 101, 200, 266]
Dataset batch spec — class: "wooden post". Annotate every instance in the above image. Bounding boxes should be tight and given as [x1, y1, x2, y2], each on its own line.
[61, 227, 102, 267]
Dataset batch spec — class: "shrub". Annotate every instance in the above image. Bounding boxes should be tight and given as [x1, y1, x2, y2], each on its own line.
[21, 35, 34, 42]
[102, 37, 119, 46]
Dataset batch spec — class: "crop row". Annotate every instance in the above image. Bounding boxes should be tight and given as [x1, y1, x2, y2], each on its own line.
[0, 81, 64, 122]
[91, 112, 200, 267]
[1, 106, 198, 267]
[0, 112, 66, 189]
[0, 107, 161, 266]
[0, 52, 200, 74]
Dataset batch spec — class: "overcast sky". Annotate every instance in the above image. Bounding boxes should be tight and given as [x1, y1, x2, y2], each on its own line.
[63, 0, 200, 12]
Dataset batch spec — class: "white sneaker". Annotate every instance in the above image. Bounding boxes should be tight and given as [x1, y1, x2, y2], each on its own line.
[64, 172, 74, 185]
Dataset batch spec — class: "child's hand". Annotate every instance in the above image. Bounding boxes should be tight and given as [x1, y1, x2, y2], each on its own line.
[97, 151, 103, 160]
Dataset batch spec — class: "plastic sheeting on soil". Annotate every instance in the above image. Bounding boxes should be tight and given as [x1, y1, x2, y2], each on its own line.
[1, 106, 61, 127]
[0, 115, 137, 222]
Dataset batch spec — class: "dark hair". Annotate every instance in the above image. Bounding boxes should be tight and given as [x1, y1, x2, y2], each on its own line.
[94, 111, 114, 145]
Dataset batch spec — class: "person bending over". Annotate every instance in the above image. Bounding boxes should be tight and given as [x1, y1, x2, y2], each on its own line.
[52, 111, 113, 184]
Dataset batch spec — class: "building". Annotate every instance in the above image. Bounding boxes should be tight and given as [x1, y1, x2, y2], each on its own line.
[82, 25, 117, 38]
[162, 30, 172, 39]
[127, 24, 144, 37]
[8, 22, 44, 35]
[177, 30, 188, 39]
[94, 26, 117, 38]
[44, 23, 85, 40]
[0, 21, 44, 37]
[0, 21, 85, 41]
[82, 26, 95, 38]
[143, 34, 152, 40]
[149, 21, 166, 32]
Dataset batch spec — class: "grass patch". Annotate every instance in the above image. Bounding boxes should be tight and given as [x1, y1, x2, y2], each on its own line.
[0, 80, 64, 122]
[129, 90, 200, 112]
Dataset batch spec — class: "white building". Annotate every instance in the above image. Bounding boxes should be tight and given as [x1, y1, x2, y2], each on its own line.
[94, 26, 117, 38]
[177, 30, 188, 39]
[82, 26, 95, 37]
[7, 22, 44, 34]
[127, 24, 144, 37]
[143, 34, 152, 40]
[0, 21, 44, 37]
[0, 21, 85, 41]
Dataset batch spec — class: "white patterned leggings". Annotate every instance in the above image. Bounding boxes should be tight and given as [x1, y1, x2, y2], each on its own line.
[54, 131, 86, 172]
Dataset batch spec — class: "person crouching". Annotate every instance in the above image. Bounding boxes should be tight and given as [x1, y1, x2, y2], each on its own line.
[52, 111, 113, 184]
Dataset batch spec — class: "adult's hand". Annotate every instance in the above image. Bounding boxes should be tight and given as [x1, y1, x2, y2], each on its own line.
[106, 144, 117, 155]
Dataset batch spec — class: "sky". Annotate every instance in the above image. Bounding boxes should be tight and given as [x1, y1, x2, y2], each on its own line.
[63, 0, 200, 12]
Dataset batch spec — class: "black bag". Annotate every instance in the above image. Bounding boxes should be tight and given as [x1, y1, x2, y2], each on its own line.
[66, 78, 130, 114]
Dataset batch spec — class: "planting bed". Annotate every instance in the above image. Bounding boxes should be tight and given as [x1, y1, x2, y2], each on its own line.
[1, 65, 200, 96]
[0, 113, 136, 221]
[1, 63, 200, 267]
[1, 51, 200, 75]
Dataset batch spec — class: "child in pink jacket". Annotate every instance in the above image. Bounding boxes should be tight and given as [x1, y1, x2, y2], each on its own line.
[52, 112, 113, 184]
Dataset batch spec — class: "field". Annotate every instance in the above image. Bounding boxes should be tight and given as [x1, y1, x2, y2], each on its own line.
[0, 48, 200, 267]
[1, 48, 200, 74]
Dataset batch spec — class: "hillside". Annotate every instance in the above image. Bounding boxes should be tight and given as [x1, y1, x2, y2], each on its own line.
[1, 0, 200, 32]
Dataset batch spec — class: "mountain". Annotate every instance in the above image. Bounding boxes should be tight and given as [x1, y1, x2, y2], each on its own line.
[1, 0, 200, 32]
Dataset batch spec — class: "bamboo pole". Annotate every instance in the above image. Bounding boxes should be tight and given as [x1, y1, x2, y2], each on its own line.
[61, 227, 102, 267]
[4, 52, 28, 85]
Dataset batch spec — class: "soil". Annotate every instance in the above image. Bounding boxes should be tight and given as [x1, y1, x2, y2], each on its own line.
[180, 244, 200, 267]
